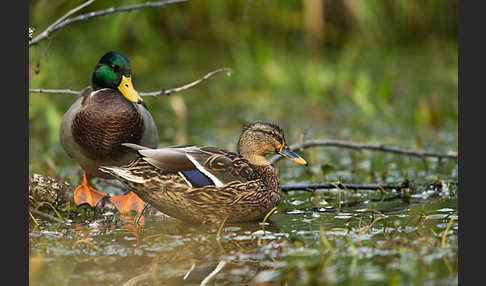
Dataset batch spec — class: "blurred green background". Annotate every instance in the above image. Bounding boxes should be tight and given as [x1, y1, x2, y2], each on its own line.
[29, 0, 458, 180]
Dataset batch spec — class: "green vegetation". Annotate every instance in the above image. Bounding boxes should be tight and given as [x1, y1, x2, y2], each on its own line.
[29, 0, 457, 178]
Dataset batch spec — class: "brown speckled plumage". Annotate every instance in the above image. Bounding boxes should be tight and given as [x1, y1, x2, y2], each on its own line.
[72, 89, 144, 161]
[99, 121, 306, 224]
[60, 87, 158, 178]
[102, 153, 280, 223]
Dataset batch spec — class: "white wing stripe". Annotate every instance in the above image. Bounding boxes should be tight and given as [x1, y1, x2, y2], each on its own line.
[185, 153, 224, 187]
[178, 172, 193, 189]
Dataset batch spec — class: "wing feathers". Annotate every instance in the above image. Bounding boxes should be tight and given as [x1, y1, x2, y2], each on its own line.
[186, 154, 223, 187]
[120, 145, 254, 187]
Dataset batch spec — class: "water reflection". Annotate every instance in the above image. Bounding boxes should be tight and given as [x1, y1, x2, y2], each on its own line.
[31, 210, 288, 286]
[30, 193, 458, 286]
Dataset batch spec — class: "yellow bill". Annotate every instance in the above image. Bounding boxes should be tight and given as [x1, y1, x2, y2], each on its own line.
[118, 75, 143, 104]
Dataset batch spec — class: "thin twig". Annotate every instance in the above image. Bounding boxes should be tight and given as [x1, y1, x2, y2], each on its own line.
[29, 0, 188, 47]
[28, 88, 81, 95]
[29, 67, 232, 97]
[270, 139, 458, 165]
[140, 68, 232, 96]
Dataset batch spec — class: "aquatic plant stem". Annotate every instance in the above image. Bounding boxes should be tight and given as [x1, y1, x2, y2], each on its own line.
[29, 211, 39, 226]
[355, 216, 385, 234]
[319, 226, 334, 252]
[269, 139, 458, 164]
[29, 0, 189, 47]
[261, 206, 278, 234]
[440, 216, 456, 248]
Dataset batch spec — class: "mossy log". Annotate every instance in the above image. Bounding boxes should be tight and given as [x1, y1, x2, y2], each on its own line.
[29, 173, 74, 209]
[28, 173, 120, 220]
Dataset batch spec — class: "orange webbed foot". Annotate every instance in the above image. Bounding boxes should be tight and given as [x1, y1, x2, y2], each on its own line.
[73, 172, 108, 207]
[110, 191, 145, 214]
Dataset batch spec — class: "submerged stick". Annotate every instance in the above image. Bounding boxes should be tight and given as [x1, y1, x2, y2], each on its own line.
[281, 180, 458, 192]
[29, 67, 232, 97]
[29, 0, 189, 47]
[200, 261, 227, 286]
[29, 207, 66, 224]
[269, 139, 458, 164]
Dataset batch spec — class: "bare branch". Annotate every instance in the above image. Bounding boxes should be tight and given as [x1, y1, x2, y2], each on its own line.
[28, 88, 82, 95]
[29, 0, 96, 46]
[29, 67, 232, 96]
[270, 139, 458, 165]
[140, 68, 232, 96]
[29, 0, 189, 47]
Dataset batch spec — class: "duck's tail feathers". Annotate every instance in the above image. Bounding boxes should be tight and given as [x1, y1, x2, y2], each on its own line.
[99, 166, 146, 184]
[121, 143, 152, 153]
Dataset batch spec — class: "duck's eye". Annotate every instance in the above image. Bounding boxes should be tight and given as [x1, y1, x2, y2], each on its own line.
[110, 64, 116, 70]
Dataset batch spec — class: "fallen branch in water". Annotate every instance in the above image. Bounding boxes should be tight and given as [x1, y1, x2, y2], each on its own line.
[28, 173, 456, 227]
[281, 180, 458, 192]
[29, 0, 189, 47]
[29, 207, 66, 224]
[270, 139, 458, 165]
[29, 67, 232, 97]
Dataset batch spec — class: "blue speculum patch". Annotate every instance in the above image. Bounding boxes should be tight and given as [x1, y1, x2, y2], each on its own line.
[181, 169, 214, 187]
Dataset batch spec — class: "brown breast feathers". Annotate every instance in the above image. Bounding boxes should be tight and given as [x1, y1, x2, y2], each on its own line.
[72, 89, 144, 161]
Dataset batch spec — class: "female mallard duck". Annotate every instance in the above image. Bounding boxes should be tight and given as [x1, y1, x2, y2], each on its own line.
[99, 121, 307, 223]
[60, 51, 158, 213]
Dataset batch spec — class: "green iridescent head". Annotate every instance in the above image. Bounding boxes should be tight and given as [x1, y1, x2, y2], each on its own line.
[91, 51, 143, 104]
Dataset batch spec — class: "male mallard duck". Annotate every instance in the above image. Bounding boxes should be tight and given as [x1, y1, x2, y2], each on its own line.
[99, 121, 307, 223]
[60, 51, 159, 213]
